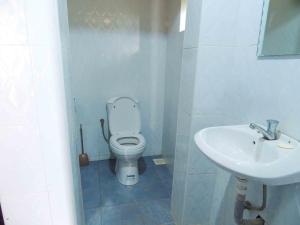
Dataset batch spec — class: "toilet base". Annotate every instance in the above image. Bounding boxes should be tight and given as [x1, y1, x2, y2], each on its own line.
[115, 159, 139, 185]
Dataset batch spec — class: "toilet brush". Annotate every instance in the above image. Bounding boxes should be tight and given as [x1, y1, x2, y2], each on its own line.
[79, 124, 89, 166]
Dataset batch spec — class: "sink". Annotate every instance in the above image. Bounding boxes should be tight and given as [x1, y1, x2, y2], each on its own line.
[194, 125, 300, 185]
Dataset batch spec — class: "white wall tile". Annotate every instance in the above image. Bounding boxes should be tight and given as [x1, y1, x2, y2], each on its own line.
[171, 171, 187, 225]
[0, 46, 36, 126]
[199, 0, 240, 46]
[0, 125, 47, 195]
[198, 0, 263, 47]
[82, 124, 110, 161]
[209, 168, 231, 225]
[0, 1, 79, 224]
[173, 135, 189, 174]
[161, 0, 183, 173]
[233, 46, 300, 137]
[1, 192, 52, 225]
[0, 0, 27, 45]
[187, 141, 216, 175]
[236, 0, 263, 46]
[177, 48, 197, 115]
[192, 46, 239, 116]
[24, 0, 60, 45]
[182, 173, 216, 225]
[57, 0, 85, 223]
[183, 0, 203, 49]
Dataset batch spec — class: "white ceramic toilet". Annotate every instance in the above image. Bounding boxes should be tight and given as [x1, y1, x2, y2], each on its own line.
[106, 96, 146, 185]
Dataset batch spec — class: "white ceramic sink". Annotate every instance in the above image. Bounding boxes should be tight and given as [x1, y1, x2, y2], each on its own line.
[194, 125, 300, 185]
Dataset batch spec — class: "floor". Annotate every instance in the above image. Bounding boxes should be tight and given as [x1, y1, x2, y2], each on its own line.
[80, 156, 174, 225]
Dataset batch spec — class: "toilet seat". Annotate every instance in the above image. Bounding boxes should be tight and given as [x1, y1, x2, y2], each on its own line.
[110, 133, 145, 156]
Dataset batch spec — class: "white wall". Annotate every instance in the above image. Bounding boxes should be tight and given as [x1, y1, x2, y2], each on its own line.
[0, 0, 78, 225]
[171, 1, 204, 223]
[172, 0, 300, 225]
[67, 0, 168, 161]
[161, 0, 184, 174]
[57, 1, 85, 224]
[195, 1, 300, 224]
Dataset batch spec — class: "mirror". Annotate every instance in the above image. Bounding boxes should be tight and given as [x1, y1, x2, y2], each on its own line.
[257, 0, 300, 56]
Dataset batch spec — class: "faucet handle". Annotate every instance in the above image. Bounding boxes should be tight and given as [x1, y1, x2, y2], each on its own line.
[266, 119, 279, 133]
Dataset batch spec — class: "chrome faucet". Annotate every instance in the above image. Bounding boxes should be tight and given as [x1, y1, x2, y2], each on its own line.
[249, 120, 279, 140]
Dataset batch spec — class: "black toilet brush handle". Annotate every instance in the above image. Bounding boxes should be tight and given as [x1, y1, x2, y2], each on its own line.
[80, 124, 85, 154]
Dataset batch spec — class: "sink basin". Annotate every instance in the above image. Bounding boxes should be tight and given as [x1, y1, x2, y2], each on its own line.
[194, 125, 300, 185]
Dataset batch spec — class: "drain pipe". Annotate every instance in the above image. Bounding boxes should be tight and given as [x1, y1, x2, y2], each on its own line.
[234, 177, 266, 225]
[244, 185, 267, 211]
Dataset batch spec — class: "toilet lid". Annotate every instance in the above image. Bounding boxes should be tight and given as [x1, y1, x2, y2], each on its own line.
[108, 97, 141, 135]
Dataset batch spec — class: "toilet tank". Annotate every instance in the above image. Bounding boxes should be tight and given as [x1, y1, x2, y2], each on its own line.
[106, 97, 141, 135]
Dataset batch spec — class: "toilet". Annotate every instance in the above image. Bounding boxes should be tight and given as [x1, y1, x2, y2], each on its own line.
[106, 96, 146, 185]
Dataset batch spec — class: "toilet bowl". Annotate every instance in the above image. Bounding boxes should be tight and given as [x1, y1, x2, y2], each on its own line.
[107, 97, 146, 185]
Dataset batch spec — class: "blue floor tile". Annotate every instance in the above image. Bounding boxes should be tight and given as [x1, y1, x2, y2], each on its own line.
[139, 156, 156, 169]
[155, 165, 171, 180]
[85, 207, 102, 225]
[81, 170, 99, 190]
[100, 179, 135, 206]
[83, 187, 102, 209]
[101, 204, 145, 225]
[155, 165, 173, 191]
[130, 180, 171, 201]
[81, 158, 174, 225]
[139, 168, 162, 185]
[80, 161, 99, 176]
[138, 199, 173, 225]
[81, 162, 100, 190]
[98, 159, 116, 178]
[135, 167, 171, 200]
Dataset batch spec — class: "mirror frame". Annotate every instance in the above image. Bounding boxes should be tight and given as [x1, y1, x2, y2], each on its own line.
[257, 0, 300, 57]
[257, 0, 270, 57]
